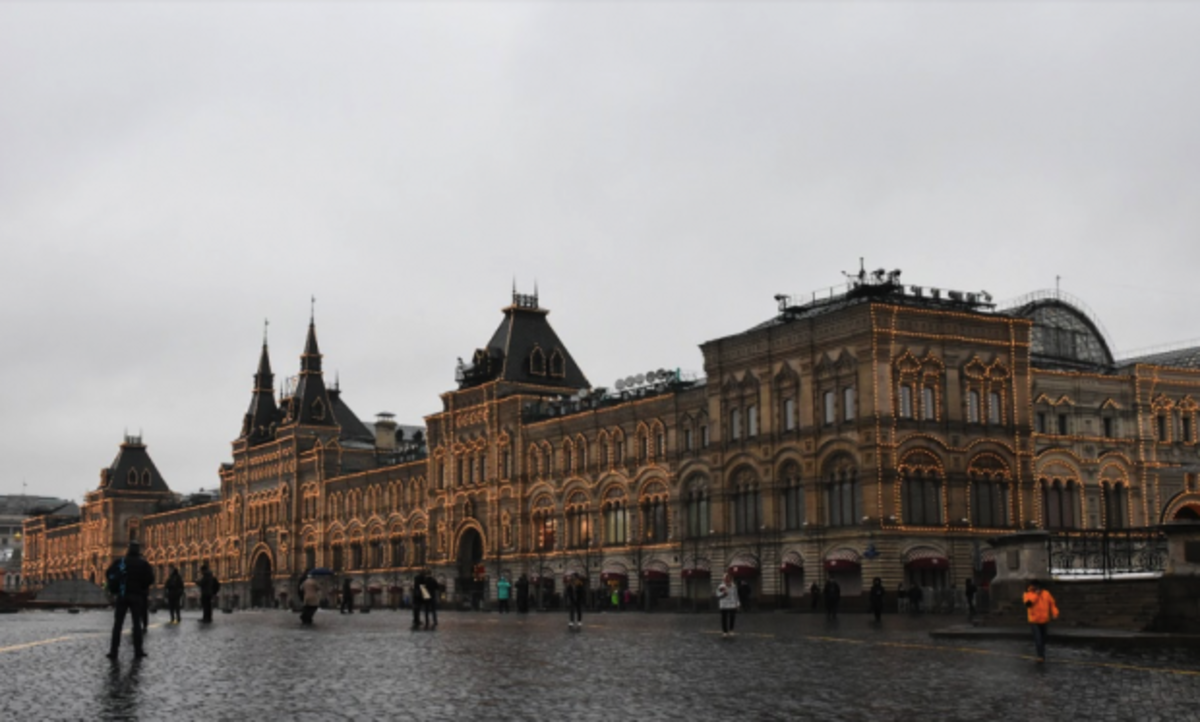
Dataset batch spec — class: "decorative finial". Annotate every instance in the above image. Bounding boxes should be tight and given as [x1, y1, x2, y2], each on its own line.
[263, 318, 269, 345]
[310, 295, 316, 322]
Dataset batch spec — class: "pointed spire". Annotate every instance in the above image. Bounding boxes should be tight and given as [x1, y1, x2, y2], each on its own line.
[243, 323, 279, 445]
[301, 315, 322, 374]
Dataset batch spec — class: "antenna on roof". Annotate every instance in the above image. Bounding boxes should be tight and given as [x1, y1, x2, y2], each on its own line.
[310, 294, 316, 322]
[264, 318, 269, 345]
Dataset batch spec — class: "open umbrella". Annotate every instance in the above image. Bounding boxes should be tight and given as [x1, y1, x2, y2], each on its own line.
[308, 567, 334, 577]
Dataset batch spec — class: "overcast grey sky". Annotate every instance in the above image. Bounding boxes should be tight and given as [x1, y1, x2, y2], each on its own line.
[2, 2, 1198, 504]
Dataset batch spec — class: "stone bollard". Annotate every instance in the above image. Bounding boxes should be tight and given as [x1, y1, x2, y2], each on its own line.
[986, 531, 1050, 625]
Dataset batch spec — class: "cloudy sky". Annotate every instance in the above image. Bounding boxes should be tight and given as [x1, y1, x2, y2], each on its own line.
[2, 2, 1198, 504]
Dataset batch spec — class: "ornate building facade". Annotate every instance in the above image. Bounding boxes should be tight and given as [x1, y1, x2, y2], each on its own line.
[22, 273, 1200, 608]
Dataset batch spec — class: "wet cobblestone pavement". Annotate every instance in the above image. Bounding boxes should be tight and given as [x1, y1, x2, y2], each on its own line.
[3, 608, 1199, 721]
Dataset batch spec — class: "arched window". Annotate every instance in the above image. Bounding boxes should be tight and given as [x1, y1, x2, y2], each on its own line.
[685, 475, 710, 538]
[1103, 482, 1128, 529]
[1041, 478, 1080, 530]
[603, 500, 627, 545]
[969, 457, 1011, 529]
[824, 458, 860, 527]
[730, 468, 761, 535]
[641, 494, 669, 543]
[566, 504, 590, 549]
[900, 454, 943, 527]
[529, 346, 547, 376]
[780, 462, 805, 530]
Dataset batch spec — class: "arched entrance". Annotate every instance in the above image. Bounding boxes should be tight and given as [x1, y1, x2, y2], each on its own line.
[456, 528, 484, 609]
[1174, 504, 1200, 521]
[250, 553, 273, 608]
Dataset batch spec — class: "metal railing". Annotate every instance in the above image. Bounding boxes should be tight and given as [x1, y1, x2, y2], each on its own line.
[1047, 528, 1167, 578]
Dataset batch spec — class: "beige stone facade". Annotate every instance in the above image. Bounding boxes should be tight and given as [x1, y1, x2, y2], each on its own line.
[22, 278, 1200, 607]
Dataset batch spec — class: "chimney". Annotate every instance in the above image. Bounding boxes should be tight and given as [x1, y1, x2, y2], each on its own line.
[375, 412, 398, 451]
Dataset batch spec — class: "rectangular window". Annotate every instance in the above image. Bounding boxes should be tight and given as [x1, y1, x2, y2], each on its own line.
[747, 405, 758, 437]
[988, 391, 1002, 424]
[1183, 416, 1192, 444]
[730, 409, 742, 440]
[824, 391, 836, 425]
[922, 386, 937, 420]
[899, 385, 914, 419]
[967, 390, 981, 424]
[656, 432, 665, 456]
[701, 425, 710, 447]
[1102, 417, 1114, 439]
[843, 387, 856, 421]
[684, 428, 693, 451]
[1036, 412, 1047, 434]
[1058, 414, 1069, 436]
[1157, 414, 1169, 442]
[784, 398, 796, 431]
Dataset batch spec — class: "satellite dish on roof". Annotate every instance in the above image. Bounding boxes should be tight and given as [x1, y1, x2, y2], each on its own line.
[624, 376, 636, 388]
[615, 379, 626, 391]
[658, 369, 671, 382]
[646, 370, 658, 382]
[635, 373, 646, 384]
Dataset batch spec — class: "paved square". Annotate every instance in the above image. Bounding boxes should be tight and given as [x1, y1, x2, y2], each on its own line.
[3, 610, 1198, 721]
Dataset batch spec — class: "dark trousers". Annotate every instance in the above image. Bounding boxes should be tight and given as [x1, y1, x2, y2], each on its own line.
[110, 595, 147, 656]
[300, 605, 318, 625]
[569, 601, 583, 624]
[411, 599, 423, 628]
[721, 609, 737, 633]
[201, 595, 214, 622]
[872, 605, 883, 622]
[424, 599, 438, 627]
[967, 595, 976, 616]
[826, 602, 839, 620]
[1031, 624, 1048, 659]
[499, 599, 509, 613]
[167, 595, 182, 622]
[341, 596, 354, 614]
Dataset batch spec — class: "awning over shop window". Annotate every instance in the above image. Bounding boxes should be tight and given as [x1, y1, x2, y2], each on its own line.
[600, 572, 627, 582]
[727, 565, 759, 579]
[824, 547, 861, 572]
[780, 562, 804, 575]
[681, 568, 711, 579]
[367, 585, 382, 592]
[641, 569, 668, 581]
[903, 546, 949, 570]
[780, 550, 804, 574]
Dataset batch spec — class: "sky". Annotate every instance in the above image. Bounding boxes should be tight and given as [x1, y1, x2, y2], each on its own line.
[2, 1, 1198, 504]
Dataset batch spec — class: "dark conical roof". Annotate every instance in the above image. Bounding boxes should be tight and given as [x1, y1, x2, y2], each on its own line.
[100, 435, 171, 493]
[241, 341, 281, 446]
[291, 319, 335, 426]
[459, 291, 589, 392]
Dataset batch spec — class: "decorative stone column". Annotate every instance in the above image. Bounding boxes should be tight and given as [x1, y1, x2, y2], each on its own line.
[985, 531, 1049, 624]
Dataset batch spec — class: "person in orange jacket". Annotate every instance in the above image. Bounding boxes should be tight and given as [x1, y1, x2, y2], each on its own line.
[1022, 580, 1059, 662]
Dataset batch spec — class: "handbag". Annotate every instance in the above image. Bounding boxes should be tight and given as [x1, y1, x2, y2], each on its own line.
[420, 585, 431, 601]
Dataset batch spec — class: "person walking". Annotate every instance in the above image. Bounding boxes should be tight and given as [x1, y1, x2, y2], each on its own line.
[824, 578, 841, 621]
[422, 571, 439, 629]
[410, 571, 425, 630]
[565, 573, 585, 629]
[300, 571, 321, 626]
[196, 563, 220, 623]
[810, 582, 821, 612]
[164, 565, 184, 624]
[965, 578, 978, 618]
[340, 578, 354, 614]
[515, 575, 530, 613]
[105, 540, 155, 659]
[497, 576, 511, 613]
[1023, 580, 1060, 662]
[897, 582, 908, 613]
[868, 577, 885, 623]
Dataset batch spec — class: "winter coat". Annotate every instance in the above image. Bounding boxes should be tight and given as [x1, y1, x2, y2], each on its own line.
[165, 570, 185, 599]
[1023, 587, 1059, 624]
[197, 570, 221, 598]
[717, 581, 740, 610]
[497, 579, 511, 600]
[301, 577, 321, 607]
[868, 583, 885, 612]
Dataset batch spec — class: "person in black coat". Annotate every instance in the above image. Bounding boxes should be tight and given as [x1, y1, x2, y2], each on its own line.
[196, 563, 220, 623]
[165, 565, 184, 624]
[410, 572, 425, 630]
[964, 578, 978, 617]
[422, 572, 439, 629]
[810, 582, 821, 611]
[823, 579, 841, 620]
[515, 575, 530, 614]
[868, 577, 886, 623]
[341, 578, 354, 614]
[105, 541, 155, 659]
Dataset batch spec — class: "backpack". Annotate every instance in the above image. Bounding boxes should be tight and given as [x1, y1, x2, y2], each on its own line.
[106, 558, 128, 597]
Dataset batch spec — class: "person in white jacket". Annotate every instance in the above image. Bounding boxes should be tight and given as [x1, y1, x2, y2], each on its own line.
[716, 572, 740, 638]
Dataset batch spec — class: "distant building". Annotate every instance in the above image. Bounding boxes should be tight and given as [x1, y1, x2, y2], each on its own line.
[1, 495, 77, 590]
[21, 273, 1200, 608]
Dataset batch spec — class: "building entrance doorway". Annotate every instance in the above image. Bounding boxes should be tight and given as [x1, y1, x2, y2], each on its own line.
[456, 528, 484, 609]
[250, 553, 273, 608]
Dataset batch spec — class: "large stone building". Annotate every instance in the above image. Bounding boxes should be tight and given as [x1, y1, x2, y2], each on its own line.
[21, 271, 1200, 608]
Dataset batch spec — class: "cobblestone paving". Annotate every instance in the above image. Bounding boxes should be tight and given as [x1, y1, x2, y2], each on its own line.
[3, 608, 1198, 721]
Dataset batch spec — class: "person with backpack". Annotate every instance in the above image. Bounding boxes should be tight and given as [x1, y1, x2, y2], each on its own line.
[165, 565, 184, 624]
[196, 563, 221, 623]
[105, 540, 155, 659]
